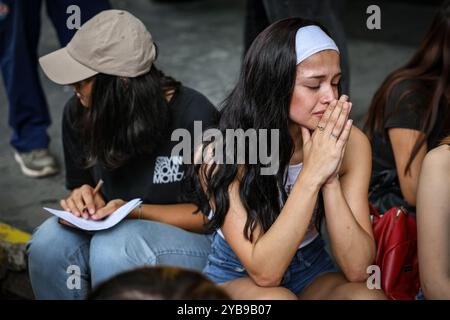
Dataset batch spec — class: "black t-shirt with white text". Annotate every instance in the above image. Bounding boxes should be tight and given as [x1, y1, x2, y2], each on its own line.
[62, 86, 219, 204]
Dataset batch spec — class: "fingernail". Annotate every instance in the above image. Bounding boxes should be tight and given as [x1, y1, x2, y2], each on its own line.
[89, 208, 95, 214]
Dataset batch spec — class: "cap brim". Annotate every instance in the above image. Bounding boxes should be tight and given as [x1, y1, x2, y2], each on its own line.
[39, 48, 98, 85]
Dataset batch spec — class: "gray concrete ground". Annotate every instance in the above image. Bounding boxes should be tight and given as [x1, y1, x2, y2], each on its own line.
[0, 0, 440, 233]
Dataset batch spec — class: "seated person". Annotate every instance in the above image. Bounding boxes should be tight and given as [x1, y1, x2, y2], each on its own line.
[364, 1, 450, 214]
[27, 10, 218, 300]
[189, 18, 385, 299]
[416, 135, 450, 299]
[89, 266, 230, 300]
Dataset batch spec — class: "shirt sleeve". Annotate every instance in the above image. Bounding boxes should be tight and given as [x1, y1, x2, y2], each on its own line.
[384, 81, 428, 132]
[62, 98, 94, 190]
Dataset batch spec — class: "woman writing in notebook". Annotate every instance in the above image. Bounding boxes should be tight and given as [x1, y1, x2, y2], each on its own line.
[27, 10, 218, 299]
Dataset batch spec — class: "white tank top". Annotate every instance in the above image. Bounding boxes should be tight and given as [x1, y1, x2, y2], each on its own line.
[283, 163, 319, 248]
[209, 163, 319, 249]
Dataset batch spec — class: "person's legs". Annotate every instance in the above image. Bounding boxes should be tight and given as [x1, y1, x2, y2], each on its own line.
[327, 279, 388, 300]
[298, 272, 387, 300]
[0, 0, 50, 153]
[0, 0, 59, 177]
[89, 220, 212, 289]
[27, 216, 92, 299]
[221, 277, 298, 300]
[203, 232, 297, 299]
[297, 272, 348, 299]
[291, 237, 386, 300]
[45, 0, 111, 46]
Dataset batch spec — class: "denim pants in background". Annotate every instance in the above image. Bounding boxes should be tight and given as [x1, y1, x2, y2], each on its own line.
[204, 233, 338, 294]
[0, 0, 110, 152]
[27, 217, 212, 299]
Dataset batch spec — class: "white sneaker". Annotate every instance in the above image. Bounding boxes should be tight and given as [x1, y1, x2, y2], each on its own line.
[14, 149, 59, 178]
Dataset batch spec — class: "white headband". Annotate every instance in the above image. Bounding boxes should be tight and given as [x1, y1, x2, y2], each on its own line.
[295, 25, 339, 65]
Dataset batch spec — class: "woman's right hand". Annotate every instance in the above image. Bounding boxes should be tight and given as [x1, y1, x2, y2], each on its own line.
[299, 95, 353, 188]
[60, 184, 106, 219]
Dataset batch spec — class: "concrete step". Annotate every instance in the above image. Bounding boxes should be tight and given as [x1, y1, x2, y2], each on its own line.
[0, 222, 34, 300]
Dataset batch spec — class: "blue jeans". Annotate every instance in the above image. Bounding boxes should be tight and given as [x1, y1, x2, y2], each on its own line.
[0, 0, 109, 152]
[203, 233, 338, 294]
[27, 216, 212, 299]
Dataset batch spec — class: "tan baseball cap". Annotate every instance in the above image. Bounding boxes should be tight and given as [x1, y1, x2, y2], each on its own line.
[39, 10, 156, 85]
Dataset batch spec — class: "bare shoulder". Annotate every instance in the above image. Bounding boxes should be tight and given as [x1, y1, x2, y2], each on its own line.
[418, 144, 450, 220]
[341, 126, 372, 174]
[422, 144, 450, 170]
[347, 126, 371, 150]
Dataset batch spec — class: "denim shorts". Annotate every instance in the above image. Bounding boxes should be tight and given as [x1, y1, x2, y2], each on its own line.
[203, 232, 339, 294]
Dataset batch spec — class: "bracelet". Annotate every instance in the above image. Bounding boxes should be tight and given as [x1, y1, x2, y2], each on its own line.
[137, 205, 142, 220]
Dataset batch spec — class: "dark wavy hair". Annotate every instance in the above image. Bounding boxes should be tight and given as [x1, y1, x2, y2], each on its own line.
[187, 18, 333, 242]
[74, 66, 180, 170]
[364, 1, 450, 175]
[89, 266, 230, 300]
[441, 134, 450, 145]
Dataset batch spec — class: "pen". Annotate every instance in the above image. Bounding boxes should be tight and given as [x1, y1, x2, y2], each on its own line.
[83, 179, 104, 215]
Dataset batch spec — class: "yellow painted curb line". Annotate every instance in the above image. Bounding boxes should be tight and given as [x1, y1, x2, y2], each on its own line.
[0, 222, 31, 244]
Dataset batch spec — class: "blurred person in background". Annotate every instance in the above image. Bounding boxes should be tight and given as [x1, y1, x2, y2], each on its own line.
[364, 0, 449, 214]
[0, 0, 110, 177]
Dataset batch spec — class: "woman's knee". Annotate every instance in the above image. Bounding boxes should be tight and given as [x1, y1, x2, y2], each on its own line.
[255, 287, 298, 300]
[28, 217, 57, 257]
[28, 216, 89, 265]
[27, 217, 91, 299]
[221, 277, 298, 300]
[90, 220, 161, 266]
[90, 220, 211, 286]
[330, 282, 387, 300]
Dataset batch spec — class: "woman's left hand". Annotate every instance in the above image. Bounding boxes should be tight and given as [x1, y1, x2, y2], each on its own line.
[323, 99, 353, 186]
[90, 199, 126, 220]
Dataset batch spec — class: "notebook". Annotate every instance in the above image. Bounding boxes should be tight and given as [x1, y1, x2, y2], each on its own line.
[43, 198, 142, 231]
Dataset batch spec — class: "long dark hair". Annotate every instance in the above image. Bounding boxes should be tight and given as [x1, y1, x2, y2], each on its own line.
[441, 134, 450, 145]
[89, 266, 230, 300]
[364, 1, 450, 175]
[75, 66, 180, 169]
[188, 18, 331, 242]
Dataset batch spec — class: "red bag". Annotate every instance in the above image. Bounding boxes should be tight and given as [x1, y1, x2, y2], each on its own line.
[371, 205, 420, 300]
